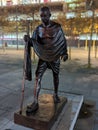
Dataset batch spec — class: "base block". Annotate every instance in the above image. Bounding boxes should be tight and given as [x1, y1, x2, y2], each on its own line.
[14, 94, 67, 130]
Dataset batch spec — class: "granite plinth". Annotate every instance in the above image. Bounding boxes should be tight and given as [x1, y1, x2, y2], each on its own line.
[14, 94, 67, 130]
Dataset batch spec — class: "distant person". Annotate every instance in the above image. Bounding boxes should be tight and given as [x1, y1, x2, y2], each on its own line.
[24, 6, 68, 113]
[2, 42, 7, 52]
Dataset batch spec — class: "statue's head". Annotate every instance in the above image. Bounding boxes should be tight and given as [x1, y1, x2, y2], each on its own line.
[40, 6, 51, 25]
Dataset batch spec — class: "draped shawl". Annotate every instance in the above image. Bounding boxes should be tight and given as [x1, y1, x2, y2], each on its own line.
[32, 21, 67, 62]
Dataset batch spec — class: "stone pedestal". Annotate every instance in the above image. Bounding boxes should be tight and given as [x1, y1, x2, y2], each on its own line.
[14, 94, 67, 130]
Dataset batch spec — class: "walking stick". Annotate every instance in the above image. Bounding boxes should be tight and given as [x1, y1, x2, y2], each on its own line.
[19, 21, 30, 114]
[19, 41, 27, 114]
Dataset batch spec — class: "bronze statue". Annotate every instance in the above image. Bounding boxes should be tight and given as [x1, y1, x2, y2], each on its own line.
[24, 6, 68, 114]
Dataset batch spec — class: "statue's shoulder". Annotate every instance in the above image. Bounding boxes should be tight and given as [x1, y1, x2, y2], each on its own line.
[51, 21, 61, 27]
[37, 24, 43, 28]
[34, 24, 43, 32]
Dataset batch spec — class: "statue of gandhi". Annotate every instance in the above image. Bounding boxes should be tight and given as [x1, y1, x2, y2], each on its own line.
[24, 6, 68, 114]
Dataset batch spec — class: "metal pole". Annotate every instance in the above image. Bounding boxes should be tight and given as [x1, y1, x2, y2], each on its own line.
[88, 9, 94, 68]
[16, 6, 19, 50]
[95, 29, 98, 58]
[1, 28, 4, 50]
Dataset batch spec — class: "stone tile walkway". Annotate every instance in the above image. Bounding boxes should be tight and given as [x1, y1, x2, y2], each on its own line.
[0, 48, 98, 130]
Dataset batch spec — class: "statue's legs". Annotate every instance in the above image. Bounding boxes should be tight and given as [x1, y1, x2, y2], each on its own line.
[26, 59, 47, 113]
[26, 59, 60, 113]
[34, 60, 47, 102]
[52, 69, 60, 103]
[53, 72, 59, 95]
[49, 58, 60, 103]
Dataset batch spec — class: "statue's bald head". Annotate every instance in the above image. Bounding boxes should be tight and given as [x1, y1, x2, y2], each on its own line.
[40, 6, 51, 16]
[40, 6, 51, 25]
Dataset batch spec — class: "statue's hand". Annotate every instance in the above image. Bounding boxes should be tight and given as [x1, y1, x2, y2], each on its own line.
[24, 35, 30, 42]
[61, 53, 68, 62]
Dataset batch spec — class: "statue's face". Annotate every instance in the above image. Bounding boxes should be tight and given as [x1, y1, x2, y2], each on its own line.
[40, 10, 50, 25]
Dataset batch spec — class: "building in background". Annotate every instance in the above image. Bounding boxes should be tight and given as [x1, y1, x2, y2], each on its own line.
[0, 0, 64, 6]
[0, 0, 97, 48]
